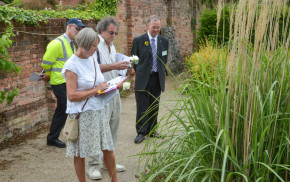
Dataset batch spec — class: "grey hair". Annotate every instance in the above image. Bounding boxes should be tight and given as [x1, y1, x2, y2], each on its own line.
[96, 17, 119, 34]
[75, 28, 99, 50]
[147, 15, 161, 25]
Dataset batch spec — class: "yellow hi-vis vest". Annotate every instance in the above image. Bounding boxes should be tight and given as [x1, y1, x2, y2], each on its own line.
[41, 35, 76, 85]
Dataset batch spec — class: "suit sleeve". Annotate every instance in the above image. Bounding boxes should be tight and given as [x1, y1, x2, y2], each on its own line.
[131, 38, 139, 71]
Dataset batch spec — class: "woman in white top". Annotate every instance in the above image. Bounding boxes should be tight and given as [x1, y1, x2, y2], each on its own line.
[61, 28, 119, 182]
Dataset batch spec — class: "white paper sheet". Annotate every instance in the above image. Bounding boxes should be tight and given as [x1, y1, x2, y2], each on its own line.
[102, 89, 118, 105]
[115, 53, 130, 76]
[115, 53, 130, 62]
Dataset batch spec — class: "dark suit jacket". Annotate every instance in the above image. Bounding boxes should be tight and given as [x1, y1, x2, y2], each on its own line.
[131, 33, 169, 92]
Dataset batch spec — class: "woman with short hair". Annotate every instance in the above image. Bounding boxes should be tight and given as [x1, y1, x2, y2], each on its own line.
[61, 27, 119, 182]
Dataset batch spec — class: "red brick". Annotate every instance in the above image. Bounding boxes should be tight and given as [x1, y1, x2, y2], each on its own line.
[32, 54, 38, 59]
[25, 64, 33, 69]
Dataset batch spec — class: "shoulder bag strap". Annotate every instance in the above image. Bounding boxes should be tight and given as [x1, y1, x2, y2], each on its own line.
[75, 58, 97, 119]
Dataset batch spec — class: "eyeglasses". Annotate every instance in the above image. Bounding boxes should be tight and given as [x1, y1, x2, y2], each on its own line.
[72, 25, 82, 31]
[108, 31, 118, 36]
[151, 26, 160, 30]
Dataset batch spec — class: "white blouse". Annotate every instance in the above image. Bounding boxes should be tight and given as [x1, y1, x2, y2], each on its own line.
[61, 54, 105, 114]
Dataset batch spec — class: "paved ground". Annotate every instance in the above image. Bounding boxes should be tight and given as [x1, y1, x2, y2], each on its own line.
[0, 76, 178, 182]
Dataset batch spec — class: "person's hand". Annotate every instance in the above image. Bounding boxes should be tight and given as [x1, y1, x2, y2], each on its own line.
[116, 82, 123, 89]
[97, 82, 109, 92]
[114, 61, 130, 70]
[41, 73, 50, 81]
[127, 68, 135, 74]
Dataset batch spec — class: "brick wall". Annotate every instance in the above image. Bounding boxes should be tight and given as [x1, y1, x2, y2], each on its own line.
[0, 19, 97, 142]
[0, 20, 51, 142]
[116, 0, 193, 58]
[169, 0, 194, 57]
[114, 0, 129, 54]
[0, 0, 193, 142]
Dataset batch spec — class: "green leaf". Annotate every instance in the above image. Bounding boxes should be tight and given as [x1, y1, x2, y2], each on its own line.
[6, 89, 19, 104]
[0, 91, 5, 104]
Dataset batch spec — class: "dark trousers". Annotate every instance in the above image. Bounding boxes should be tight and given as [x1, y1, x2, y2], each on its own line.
[47, 83, 68, 141]
[135, 73, 161, 135]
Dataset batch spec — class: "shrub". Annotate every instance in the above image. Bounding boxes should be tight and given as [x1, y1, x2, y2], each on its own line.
[185, 40, 225, 87]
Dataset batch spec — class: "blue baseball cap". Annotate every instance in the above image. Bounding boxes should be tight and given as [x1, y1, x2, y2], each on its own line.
[67, 18, 86, 27]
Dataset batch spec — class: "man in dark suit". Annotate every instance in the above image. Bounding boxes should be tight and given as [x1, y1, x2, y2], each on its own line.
[131, 15, 169, 144]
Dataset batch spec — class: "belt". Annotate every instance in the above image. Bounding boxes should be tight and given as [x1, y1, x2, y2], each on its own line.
[150, 71, 158, 75]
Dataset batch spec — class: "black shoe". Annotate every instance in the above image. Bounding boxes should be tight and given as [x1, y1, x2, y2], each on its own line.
[134, 134, 146, 144]
[149, 131, 162, 138]
[47, 139, 66, 148]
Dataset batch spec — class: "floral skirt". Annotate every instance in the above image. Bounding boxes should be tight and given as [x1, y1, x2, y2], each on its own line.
[66, 108, 114, 158]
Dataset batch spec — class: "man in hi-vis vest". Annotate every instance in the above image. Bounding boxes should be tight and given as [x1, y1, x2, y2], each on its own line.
[41, 18, 85, 148]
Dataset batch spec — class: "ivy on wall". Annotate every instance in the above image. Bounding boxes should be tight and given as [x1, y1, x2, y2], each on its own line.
[0, 0, 13, 4]
[0, 1, 119, 104]
[94, 0, 119, 16]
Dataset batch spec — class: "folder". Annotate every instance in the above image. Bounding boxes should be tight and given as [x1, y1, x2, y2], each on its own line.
[95, 76, 127, 96]
[29, 72, 42, 81]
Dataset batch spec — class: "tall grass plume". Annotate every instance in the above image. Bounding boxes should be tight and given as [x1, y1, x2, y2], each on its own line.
[138, 0, 290, 181]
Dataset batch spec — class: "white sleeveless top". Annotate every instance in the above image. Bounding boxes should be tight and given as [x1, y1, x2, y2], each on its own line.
[61, 54, 105, 114]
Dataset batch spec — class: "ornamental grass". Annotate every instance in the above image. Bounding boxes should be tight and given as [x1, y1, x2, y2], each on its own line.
[138, 0, 290, 181]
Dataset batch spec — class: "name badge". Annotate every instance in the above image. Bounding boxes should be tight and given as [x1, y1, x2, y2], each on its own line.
[162, 51, 167, 56]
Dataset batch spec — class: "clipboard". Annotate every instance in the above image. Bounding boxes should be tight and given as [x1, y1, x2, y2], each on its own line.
[95, 76, 127, 96]
[29, 72, 42, 81]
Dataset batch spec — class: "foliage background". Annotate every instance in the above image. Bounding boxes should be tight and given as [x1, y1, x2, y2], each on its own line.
[195, 4, 290, 46]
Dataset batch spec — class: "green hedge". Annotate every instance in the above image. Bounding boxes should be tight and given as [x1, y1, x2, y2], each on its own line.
[195, 6, 231, 45]
[195, 5, 289, 46]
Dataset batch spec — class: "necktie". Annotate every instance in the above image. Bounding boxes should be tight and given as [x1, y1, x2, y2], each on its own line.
[151, 38, 157, 72]
[70, 41, 74, 53]
[97, 50, 101, 64]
